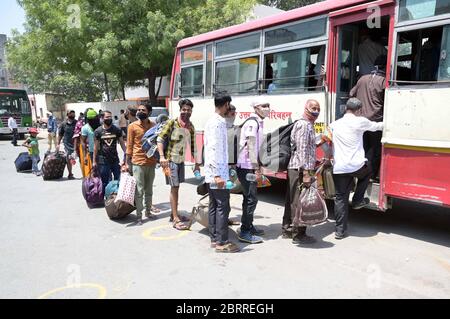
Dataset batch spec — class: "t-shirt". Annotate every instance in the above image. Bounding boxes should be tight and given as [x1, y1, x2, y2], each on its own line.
[81, 124, 95, 153]
[26, 137, 39, 156]
[58, 120, 77, 151]
[94, 125, 123, 164]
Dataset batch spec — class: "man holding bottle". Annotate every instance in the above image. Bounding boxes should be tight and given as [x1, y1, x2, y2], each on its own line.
[236, 97, 270, 244]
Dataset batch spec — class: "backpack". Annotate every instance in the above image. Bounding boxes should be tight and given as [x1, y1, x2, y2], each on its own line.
[82, 169, 104, 208]
[141, 119, 172, 162]
[258, 120, 302, 172]
[228, 117, 260, 165]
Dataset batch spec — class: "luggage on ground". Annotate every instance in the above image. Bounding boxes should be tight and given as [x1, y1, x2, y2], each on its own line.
[105, 180, 120, 199]
[41, 152, 66, 180]
[187, 194, 209, 229]
[258, 120, 298, 172]
[294, 182, 328, 226]
[228, 117, 259, 165]
[82, 169, 104, 208]
[105, 194, 135, 219]
[15, 152, 33, 172]
[115, 172, 136, 206]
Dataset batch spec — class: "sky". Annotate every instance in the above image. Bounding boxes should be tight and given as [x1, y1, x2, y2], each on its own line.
[0, 0, 26, 37]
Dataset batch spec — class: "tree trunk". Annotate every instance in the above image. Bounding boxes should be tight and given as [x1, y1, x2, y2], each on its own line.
[121, 82, 126, 101]
[147, 71, 157, 106]
[156, 76, 163, 100]
[104, 73, 110, 102]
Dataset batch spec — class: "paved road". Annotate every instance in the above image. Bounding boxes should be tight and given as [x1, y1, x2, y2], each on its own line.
[0, 134, 449, 299]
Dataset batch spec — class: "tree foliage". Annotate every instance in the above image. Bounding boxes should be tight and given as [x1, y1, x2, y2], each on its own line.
[259, 0, 323, 10]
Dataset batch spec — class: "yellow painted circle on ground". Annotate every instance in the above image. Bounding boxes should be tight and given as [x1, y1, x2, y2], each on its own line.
[142, 224, 190, 241]
[37, 283, 107, 299]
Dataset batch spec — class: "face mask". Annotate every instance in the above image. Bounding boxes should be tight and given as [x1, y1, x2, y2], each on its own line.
[137, 112, 147, 120]
[103, 119, 113, 126]
[259, 108, 270, 118]
[180, 113, 191, 121]
[68, 115, 75, 120]
[311, 111, 320, 118]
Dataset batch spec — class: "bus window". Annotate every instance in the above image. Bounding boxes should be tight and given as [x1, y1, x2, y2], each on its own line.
[399, 0, 450, 23]
[182, 46, 204, 63]
[215, 57, 259, 95]
[395, 26, 446, 83]
[216, 33, 260, 57]
[180, 65, 203, 97]
[263, 45, 325, 94]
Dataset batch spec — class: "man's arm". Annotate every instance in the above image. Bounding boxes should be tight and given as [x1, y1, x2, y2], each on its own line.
[125, 125, 134, 172]
[361, 118, 383, 132]
[93, 139, 100, 167]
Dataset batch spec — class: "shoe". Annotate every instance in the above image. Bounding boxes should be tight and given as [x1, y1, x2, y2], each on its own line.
[335, 232, 347, 240]
[145, 211, 157, 219]
[352, 198, 370, 210]
[250, 225, 265, 236]
[292, 234, 316, 244]
[136, 218, 143, 226]
[281, 230, 292, 239]
[215, 242, 240, 253]
[238, 231, 263, 244]
[67, 174, 75, 180]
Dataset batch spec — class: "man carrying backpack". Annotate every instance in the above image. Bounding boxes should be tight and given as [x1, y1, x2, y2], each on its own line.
[236, 97, 270, 244]
[282, 99, 321, 244]
[158, 99, 200, 230]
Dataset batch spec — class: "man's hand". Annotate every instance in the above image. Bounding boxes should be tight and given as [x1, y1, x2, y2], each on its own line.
[302, 172, 313, 188]
[255, 168, 263, 181]
[214, 176, 225, 189]
[160, 156, 169, 169]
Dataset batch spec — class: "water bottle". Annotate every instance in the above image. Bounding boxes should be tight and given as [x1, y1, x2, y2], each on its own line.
[246, 173, 257, 182]
[229, 168, 237, 182]
[193, 169, 202, 180]
[210, 180, 235, 189]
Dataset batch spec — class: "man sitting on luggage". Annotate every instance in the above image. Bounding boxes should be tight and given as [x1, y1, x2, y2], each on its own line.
[329, 97, 383, 239]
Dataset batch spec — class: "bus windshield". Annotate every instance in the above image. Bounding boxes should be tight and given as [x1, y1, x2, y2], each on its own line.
[0, 90, 31, 116]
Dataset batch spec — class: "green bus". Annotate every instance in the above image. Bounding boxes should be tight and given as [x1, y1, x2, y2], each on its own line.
[0, 88, 32, 139]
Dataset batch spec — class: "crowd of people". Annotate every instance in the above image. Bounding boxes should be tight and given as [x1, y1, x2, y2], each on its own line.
[12, 54, 386, 253]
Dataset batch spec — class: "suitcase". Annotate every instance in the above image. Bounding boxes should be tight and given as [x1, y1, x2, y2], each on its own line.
[15, 152, 33, 172]
[105, 194, 135, 219]
[187, 194, 209, 229]
[82, 169, 104, 208]
[42, 152, 66, 180]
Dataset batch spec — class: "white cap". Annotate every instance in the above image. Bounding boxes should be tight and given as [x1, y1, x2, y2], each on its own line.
[250, 96, 269, 108]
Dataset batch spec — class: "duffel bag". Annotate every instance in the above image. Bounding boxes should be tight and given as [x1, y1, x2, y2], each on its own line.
[82, 169, 104, 208]
[15, 152, 32, 172]
[42, 152, 66, 180]
[105, 194, 135, 219]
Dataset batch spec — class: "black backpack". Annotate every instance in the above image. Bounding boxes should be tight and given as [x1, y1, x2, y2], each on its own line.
[227, 117, 259, 165]
[258, 120, 300, 172]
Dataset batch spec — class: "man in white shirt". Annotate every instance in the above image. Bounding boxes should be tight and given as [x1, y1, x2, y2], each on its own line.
[8, 116, 19, 146]
[329, 98, 383, 239]
[204, 93, 239, 253]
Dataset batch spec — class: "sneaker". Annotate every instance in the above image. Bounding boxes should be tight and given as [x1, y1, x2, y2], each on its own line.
[250, 225, 265, 236]
[352, 198, 370, 210]
[292, 234, 316, 244]
[335, 232, 347, 240]
[238, 231, 263, 244]
[281, 230, 292, 239]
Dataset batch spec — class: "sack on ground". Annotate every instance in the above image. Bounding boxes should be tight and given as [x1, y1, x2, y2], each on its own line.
[105, 194, 135, 219]
[187, 194, 209, 229]
[42, 151, 66, 180]
[115, 172, 136, 206]
[82, 169, 104, 208]
[294, 183, 328, 226]
[15, 152, 33, 172]
[105, 180, 120, 199]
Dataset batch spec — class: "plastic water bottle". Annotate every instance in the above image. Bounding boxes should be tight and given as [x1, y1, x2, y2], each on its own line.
[193, 169, 202, 180]
[229, 168, 237, 182]
[210, 180, 235, 189]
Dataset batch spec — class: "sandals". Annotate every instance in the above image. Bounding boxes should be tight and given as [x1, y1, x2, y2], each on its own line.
[215, 242, 240, 253]
[145, 212, 158, 219]
[173, 220, 189, 231]
[150, 206, 161, 213]
[169, 215, 190, 223]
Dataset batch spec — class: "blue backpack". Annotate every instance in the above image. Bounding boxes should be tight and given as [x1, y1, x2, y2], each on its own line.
[141, 120, 173, 161]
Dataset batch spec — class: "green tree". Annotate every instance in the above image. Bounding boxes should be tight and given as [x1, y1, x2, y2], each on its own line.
[259, 0, 322, 10]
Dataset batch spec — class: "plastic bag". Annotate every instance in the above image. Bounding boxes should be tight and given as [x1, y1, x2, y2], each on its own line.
[115, 172, 136, 206]
[293, 182, 328, 226]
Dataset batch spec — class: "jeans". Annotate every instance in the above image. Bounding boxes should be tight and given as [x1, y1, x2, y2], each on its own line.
[98, 161, 121, 194]
[32, 155, 40, 174]
[237, 167, 258, 232]
[333, 164, 371, 234]
[11, 128, 18, 146]
[208, 185, 231, 245]
[133, 164, 156, 218]
[282, 169, 307, 237]
[363, 131, 382, 179]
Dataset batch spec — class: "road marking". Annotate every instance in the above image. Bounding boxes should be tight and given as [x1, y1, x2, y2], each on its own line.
[37, 283, 107, 299]
[142, 225, 190, 241]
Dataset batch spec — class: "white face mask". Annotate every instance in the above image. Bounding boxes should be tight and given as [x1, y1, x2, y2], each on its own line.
[258, 108, 270, 118]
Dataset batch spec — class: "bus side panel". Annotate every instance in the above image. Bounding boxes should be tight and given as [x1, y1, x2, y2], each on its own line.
[381, 147, 450, 207]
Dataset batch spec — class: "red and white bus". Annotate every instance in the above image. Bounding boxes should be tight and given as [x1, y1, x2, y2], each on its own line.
[169, 0, 450, 210]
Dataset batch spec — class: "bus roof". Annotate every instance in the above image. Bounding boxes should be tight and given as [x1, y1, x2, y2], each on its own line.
[177, 0, 369, 49]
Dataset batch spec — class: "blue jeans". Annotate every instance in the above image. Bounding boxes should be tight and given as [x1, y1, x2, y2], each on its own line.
[98, 162, 121, 193]
[237, 168, 258, 232]
[32, 155, 40, 174]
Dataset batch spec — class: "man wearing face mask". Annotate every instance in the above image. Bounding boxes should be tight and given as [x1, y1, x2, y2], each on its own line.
[57, 110, 78, 180]
[282, 99, 321, 244]
[125, 103, 159, 225]
[93, 110, 127, 194]
[157, 99, 200, 230]
[81, 109, 100, 163]
[235, 97, 270, 244]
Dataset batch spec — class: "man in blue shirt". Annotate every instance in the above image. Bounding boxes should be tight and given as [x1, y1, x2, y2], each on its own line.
[47, 112, 58, 153]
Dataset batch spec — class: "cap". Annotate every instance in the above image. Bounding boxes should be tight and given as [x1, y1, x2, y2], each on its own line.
[29, 127, 38, 134]
[250, 96, 269, 108]
[86, 109, 98, 120]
